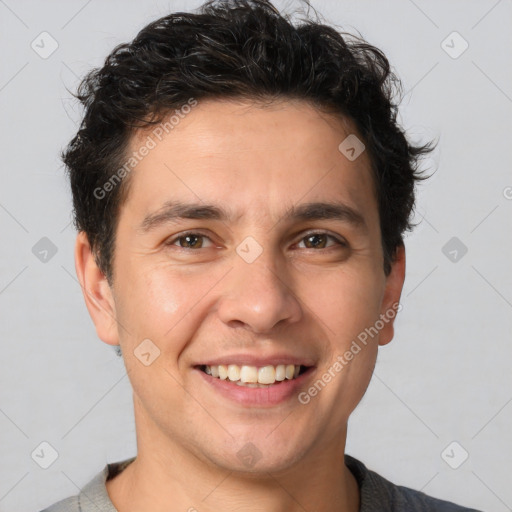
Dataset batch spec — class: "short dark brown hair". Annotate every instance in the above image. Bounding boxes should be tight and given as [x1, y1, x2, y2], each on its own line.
[62, 0, 433, 284]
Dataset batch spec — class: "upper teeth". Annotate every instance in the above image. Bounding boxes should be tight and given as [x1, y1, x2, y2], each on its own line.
[204, 364, 301, 385]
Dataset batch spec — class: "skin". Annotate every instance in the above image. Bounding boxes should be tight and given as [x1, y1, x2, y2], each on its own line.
[75, 98, 405, 512]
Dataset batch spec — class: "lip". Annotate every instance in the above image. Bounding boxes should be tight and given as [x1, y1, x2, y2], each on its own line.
[194, 365, 316, 407]
[195, 354, 316, 367]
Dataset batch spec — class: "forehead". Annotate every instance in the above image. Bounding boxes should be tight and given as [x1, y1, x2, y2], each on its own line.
[123, 98, 377, 226]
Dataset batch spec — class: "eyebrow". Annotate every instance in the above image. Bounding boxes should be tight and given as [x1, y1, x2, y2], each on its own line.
[138, 200, 367, 234]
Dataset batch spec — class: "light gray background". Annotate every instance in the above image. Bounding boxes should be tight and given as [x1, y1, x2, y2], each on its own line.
[1, 1, 511, 511]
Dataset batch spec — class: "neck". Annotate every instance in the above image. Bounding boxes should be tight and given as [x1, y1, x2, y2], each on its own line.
[106, 395, 360, 512]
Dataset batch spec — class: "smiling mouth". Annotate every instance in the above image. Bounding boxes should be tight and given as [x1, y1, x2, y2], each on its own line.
[197, 364, 310, 387]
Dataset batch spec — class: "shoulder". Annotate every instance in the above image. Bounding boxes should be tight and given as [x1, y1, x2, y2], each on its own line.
[37, 456, 136, 512]
[345, 454, 483, 512]
[364, 473, 482, 512]
[38, 495, 80, 512]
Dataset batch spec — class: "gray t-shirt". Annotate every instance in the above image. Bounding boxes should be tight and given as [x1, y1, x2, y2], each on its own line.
[39, 454, 482, 511]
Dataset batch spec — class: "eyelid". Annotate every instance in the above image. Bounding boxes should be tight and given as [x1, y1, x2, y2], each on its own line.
[165, 230, 216, 248]
[165, 229, 347, 250]
[294, 229, 347, 249]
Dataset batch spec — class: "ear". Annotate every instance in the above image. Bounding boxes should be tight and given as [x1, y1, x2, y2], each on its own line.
[378, 244, 406, 346]
[74, 231, 119, 346]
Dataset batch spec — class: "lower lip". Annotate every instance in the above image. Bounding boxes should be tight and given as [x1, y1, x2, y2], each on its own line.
[194, 367, 316, 407]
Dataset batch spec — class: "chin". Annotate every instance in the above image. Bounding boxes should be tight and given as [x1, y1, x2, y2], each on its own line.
[205, 436, 309, 476]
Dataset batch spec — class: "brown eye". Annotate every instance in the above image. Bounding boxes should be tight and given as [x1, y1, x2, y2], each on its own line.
[297, 232, 346, 250]
[166, 232, 214, 249]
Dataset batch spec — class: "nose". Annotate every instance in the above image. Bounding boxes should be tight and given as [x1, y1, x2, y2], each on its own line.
[216, 248, 303, 334]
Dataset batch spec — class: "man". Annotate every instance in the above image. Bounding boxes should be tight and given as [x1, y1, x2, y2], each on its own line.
[41, 0, 480, 510]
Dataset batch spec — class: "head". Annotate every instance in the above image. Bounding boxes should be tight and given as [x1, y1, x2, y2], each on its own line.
[68, 0, 432, 474]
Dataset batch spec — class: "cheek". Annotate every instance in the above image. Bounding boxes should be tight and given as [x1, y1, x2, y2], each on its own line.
[115, 262, 198, 348]
[115, 266, 205, 410]
[115, 260, 235, 366]
[322, 268, 384, 408]
[310, 279, 381, 424]
[306, 266, 385, 341]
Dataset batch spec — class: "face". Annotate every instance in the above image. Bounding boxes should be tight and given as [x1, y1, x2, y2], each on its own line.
[76, 98, 405, 475]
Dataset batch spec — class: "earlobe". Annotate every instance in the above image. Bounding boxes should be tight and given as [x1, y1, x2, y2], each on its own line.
[74, 231, 119, 346]
[378, 244, 406, 347]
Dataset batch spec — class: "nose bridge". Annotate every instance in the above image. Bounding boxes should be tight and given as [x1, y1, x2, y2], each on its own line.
[237, 243, 284, 295]
[217, 239, 303, 333]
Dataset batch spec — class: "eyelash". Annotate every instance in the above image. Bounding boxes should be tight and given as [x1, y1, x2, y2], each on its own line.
[165, 230, 347, 251]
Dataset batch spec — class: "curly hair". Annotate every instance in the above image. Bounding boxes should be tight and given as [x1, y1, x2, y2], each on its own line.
[62, 0, 433, 286]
